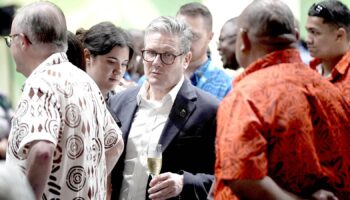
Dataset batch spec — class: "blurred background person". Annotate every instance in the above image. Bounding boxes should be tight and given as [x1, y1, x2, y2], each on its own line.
[127, 28, 145, 82]
[217, 17, 239, 69]
[76, 21, 135, 97]
[0, 91, 12, 159]
[217, 17, 244, 79]
[294, 19, 312, 65]
[176, 2, 232, 100]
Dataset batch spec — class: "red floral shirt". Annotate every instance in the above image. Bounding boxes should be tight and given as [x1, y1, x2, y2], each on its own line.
[215, 49, 350, 200]
[310, 51, 350, 104]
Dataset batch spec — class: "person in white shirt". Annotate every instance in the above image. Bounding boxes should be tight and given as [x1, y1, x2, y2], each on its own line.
[5, 2, 124, 199]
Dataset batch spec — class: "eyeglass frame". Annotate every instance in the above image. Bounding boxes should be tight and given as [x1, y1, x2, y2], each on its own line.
[4, 33, 32, 47]
[141, 49, 184, 65]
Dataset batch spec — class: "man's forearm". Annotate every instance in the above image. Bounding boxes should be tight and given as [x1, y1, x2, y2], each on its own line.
[26, 141, 55, 199]
[228, 176, 302, 200]
[105, 137, 124, 175]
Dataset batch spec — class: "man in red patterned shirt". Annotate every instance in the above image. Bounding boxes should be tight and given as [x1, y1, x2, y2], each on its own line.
[214, 0, 350, 199]
[306, 0, 350, 104]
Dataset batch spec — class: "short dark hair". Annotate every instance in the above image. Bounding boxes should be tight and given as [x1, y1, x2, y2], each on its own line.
[308, 0, 350, 36]
[76, 21, 134, 62]
[67, 31, 85, 71]
[238, 0, 297, 50]
[177, 2, 212, 31]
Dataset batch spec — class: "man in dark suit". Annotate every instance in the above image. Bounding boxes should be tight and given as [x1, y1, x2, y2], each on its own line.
[109, 16, 219, 200]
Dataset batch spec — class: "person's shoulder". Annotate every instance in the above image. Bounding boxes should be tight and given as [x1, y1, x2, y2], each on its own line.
[210, 65, 232, 77]
[236, 62, 335, 99]
[108, 85, 140, 104]
[240, 62, 310, 84]
[192, 85, 220, 106]
[205, 65, 233, 86]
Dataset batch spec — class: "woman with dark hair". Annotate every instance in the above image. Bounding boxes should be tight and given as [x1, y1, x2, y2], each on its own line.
[76, 21, 134, 98]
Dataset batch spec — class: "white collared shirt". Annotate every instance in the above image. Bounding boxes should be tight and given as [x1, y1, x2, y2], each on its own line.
[6, 53, 123, 200]
[119, 76, 184, 200]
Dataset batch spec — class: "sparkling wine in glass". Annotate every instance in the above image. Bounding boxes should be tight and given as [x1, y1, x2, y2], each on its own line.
[147, 144, 162, 178]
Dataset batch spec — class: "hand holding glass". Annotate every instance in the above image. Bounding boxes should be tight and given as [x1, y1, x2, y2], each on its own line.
[147, 144, 162, 178]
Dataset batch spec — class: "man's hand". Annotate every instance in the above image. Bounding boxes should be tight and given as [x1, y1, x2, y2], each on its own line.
[148, 172, 183, 200]
[311, 189, 338, 200]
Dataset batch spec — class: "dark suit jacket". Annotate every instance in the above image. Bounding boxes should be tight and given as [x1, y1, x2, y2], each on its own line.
[109, 79, 219, 200]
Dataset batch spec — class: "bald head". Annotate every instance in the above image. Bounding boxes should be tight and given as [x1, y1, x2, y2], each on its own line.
[13, 1, 67, 51]
[239, 0, 297, 50]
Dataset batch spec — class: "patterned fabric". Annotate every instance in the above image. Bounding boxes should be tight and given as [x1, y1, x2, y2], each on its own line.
[310, 51, 350, 104]
[215, 49, 350, 200]
[6, 53, 123, 200]
[189, 57, 232, 100]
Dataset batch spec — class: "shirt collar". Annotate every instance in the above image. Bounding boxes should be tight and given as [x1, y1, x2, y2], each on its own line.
[137, 75, 185, 106]
[309, 50, 350, 81]
[29, 52, 69, 78]
[195, 57, 211, 75]
[234, 48, 302, 84]
[190, 57, 211, 85]
[331, 50, 350, 78]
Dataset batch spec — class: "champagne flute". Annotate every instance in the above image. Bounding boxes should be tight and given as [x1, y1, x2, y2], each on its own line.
[147, 143, 162, 178]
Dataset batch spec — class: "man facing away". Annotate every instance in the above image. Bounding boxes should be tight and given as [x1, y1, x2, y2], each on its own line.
[306, 0, 350, 103]
[5, 2, 124, 199]
[215, 0, 350, 199]
[109, 16, 219, 200]
[176, 2, 232, 100]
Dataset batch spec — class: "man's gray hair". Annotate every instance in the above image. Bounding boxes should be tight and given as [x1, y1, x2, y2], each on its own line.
[145, 16, 192, 53]
[14, 1, 68, 52]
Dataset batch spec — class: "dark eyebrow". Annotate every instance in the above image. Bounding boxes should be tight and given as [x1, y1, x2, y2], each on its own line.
[107, 56, 129, 63]
[107, 56, 118, 61]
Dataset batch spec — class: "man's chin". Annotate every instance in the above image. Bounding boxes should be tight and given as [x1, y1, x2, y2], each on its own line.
[148, 77, 161, 85]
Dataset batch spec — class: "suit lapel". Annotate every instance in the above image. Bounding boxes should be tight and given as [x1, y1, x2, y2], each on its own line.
[159, 79, 197, 151]
[119, 89, 139, 142]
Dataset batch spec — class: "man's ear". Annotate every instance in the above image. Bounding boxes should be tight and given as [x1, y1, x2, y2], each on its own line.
[294, 27, 300, 41]
[183, 51, 192, 70]
[19, 33, 31, 49]
[336, 27, 347, 41]
[209, 31, 214, 41]
[239, 28, 250, 52]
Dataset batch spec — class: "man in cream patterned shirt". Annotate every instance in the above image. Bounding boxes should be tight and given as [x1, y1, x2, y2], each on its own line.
[5, 2, 123, 199]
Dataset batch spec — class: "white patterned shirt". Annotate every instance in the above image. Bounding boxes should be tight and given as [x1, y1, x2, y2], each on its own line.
[6, 53, 123, 200]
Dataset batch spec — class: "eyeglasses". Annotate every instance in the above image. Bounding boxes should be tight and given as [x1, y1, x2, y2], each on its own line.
[141, 50, 183, 65]
[3, 33, 32, 47]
